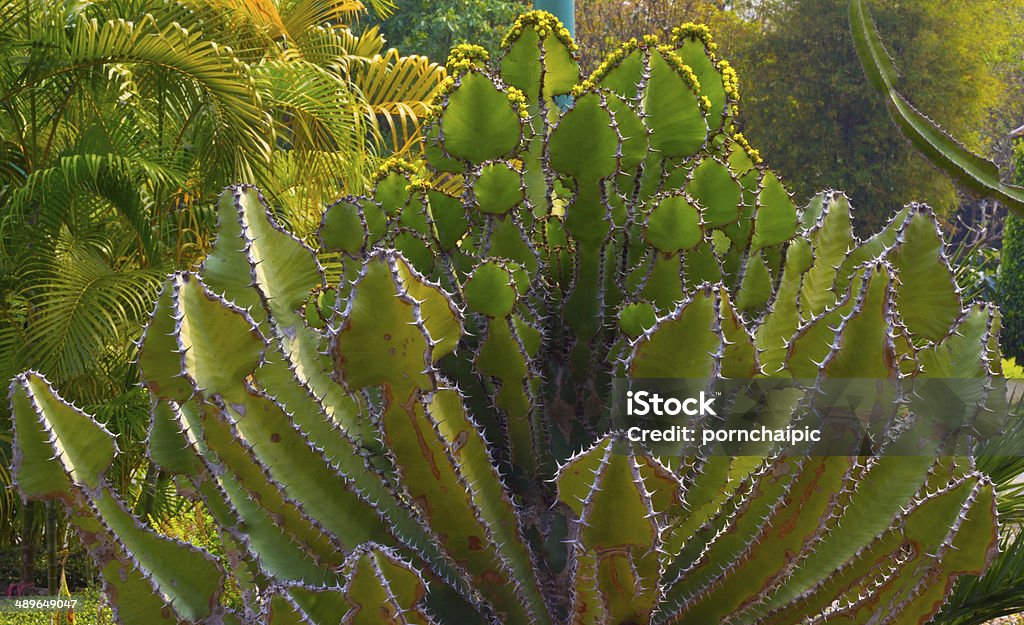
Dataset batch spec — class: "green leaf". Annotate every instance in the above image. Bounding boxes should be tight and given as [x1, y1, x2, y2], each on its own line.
[203, 187, 323, 326]
[736, 250, 772, 312]
[687, 158, 742, 228]
[629, 286, 722, 378]
[644, 50, 708, 158]
[500, 13, 579, 101]
[888, 208, 961, 342]
[10, 374, 225, 624]
[333, 254, 434, 393]
[799, 193, 853, 316]
[320, 200, 367, 255]
[672, 37, 727, 126]
[11, 372, 115, 494]
[645, 195, 703, 253]
[474, 163, 524, 215]
[549, 93, 619, 180]
[752, 172, 797, 250]
[441, 72, 521, 163]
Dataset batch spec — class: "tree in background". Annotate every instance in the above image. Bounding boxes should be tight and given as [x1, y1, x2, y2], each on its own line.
[1000, 139, 1024, 362]
[573, 0, 721, 72]
[729, 0, 1017, 231]
[369, 0, 528, 63]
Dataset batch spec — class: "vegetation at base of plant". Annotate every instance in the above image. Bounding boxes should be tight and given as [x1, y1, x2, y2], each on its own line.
[0, 545, 94, 592]
[0, 588, 112, 625]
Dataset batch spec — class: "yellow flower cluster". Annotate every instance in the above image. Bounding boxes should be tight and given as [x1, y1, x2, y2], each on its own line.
[732, 132, 762, 165]
[371, 157, 418, 184]
[446, 44, 489, 74]
[584, 36, 643, 87]
[717, 59, 740, 101]
[576, 37, 703, 100]
[670, 23, 718, 55]
[405, 176, 434, 193]
[506, 87, 530, 120]
[571, 80, 595, 97]
[501, 10, 578, 52]
[655, 44, 702, 94]
[424, 72, 461, 123]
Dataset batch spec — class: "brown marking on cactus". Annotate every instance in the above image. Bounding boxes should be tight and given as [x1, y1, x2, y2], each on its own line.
[270, 433, 281, 443]
[481, 570, 506, 584]
[777, 461, 827, 539]
[768, 460, 793, 482]
[403, 406, 443, 482]
[27, 489, 74, 505]
[603, 549, 631, 593]
[451, 430, 469, 460]
[468, 535, 483, 551]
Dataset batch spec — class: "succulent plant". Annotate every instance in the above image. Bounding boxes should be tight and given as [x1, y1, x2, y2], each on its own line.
[8, 11, 1006, 625]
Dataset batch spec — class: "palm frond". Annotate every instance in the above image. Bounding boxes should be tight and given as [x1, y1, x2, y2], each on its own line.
[348, 48, 445, 154]
[6, 13, 271, 167]
[295, 23, 386, 68]
[279, 0, 366, 39]
[13, 229, 164, 383]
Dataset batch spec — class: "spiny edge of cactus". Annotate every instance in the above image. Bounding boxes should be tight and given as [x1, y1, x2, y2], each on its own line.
[500, 10, 578, 53]
[10, 373, 230, 624]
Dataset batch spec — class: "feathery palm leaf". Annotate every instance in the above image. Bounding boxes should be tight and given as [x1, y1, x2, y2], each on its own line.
[349, 48, 445, 154]
[12, 229, 163, 382]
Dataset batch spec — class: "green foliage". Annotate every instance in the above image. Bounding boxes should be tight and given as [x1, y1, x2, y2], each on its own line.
[732, 0, 1018, 230]
[6, 13, 1006, 625]
[0, 588, 113, 625]
[1000, 142, 1024, 361]
[369, 0, 526, 63]
[0, 0, 447, 414]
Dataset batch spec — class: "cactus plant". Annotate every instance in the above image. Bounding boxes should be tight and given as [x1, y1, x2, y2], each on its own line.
[8, 12, 1006, 625]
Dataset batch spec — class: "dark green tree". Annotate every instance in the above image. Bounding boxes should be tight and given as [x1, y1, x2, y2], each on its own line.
[1000, 139, 1024, 361]
[370, 0, 527, 63]
[732, 0, 1016, 231]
